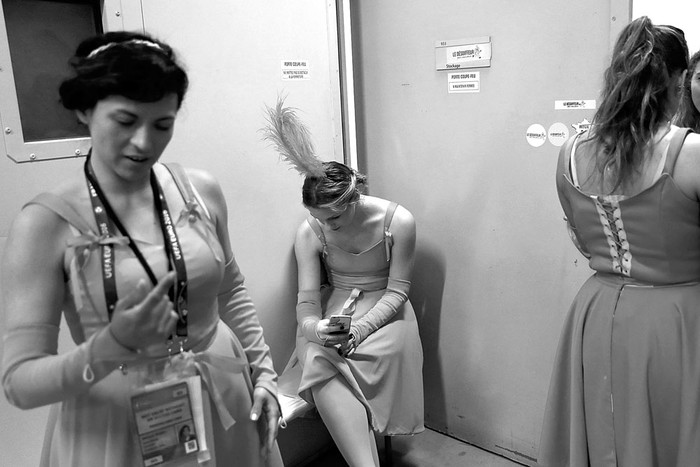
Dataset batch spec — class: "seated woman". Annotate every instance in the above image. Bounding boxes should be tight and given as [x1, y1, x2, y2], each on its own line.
[263, 99, 425, 467]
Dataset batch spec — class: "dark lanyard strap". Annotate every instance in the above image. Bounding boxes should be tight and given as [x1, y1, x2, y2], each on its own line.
[84, 158, 189, 338]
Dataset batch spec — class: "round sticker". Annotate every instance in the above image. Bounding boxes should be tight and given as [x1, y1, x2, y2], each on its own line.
[547, 122, 570, 147]
[526, 124, 547, 148]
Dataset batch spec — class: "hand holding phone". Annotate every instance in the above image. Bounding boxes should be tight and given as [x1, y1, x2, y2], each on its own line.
[327, 314, 351, 334]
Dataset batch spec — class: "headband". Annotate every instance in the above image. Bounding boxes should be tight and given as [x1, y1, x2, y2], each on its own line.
[87, 39, 163, 59]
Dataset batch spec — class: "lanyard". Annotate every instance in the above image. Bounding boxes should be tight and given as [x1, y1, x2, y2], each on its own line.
[84, 157, 189, 339]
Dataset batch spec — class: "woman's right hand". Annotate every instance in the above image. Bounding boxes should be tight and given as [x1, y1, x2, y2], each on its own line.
[314, 319, 351, 347]
[108, 271, 179, 351]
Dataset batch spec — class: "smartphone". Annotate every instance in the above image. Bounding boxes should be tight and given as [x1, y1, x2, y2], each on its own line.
[327, 314, 351, 334]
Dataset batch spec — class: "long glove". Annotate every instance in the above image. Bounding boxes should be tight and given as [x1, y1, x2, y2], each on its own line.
[296, 289, 325, 345]
[350, 277, 410, 345]
[2, 323, 137, 409]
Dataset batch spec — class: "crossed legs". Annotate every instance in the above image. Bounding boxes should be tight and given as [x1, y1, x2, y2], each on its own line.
[311, 375, 380, 467]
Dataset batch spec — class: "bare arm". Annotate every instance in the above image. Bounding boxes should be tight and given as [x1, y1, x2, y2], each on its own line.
[186, 169, 278, 391]
[294, 221, 351, 346]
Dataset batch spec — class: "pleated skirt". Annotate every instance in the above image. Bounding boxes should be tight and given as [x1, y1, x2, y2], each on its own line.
[540, 274, 700, 467]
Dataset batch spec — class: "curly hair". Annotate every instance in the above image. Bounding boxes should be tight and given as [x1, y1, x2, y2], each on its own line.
[585, 17, 688, 192]
[59, 31, 188, 111]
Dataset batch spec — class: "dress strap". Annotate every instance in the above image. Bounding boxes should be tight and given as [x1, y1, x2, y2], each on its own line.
[306, 216, 327, 245]
[163, 162, 196, 204]
[383, 202, 398, 262]
[306, 216, 328, 258]
[662, 127, 692, 176]
[559, 132, 584, 187]
[25, 192, 95, 235]
[384, 202, 399, 231]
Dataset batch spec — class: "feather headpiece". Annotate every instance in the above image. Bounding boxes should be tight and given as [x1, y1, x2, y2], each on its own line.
[261, 97, 326, 178]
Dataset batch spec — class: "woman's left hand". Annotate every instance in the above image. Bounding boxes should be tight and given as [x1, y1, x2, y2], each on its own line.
[337, 334, 357, 357]
[250, 387, 281, 457]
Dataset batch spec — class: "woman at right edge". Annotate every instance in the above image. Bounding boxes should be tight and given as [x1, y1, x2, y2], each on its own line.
[540, 17, 700, 467]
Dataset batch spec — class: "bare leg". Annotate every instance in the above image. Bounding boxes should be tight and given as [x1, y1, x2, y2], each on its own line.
[312, 375, 379, 467]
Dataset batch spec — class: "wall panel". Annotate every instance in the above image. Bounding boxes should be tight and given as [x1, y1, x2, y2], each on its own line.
[351, 1, 627, 463]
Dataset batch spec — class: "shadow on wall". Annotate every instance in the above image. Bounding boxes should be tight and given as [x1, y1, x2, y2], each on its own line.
[410, 241, 447, 428]
[257, 247, 300, 371]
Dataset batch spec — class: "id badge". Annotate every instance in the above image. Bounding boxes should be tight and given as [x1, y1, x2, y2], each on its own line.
[129, 353, 211, 466]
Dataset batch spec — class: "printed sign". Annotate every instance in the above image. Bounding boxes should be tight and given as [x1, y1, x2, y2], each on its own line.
[555, 100, 596, 110]
[572, 118, 592, 134]
[526, 124, 547, 148]
[281, 60, 310, 80]
[435, 36, 492, 70]
[548, 122, 570, 147]
[448, 71, 480, 93]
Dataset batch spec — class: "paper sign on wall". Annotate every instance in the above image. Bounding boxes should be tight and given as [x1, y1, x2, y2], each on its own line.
[281, 60, 310, 80]
[554, 100, 595, 110]
[448, 71, 480, 93]
[435, 36, 491, 70]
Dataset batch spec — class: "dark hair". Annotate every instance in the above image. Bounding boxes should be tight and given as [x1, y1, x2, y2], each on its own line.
[59, 31, 189, 111]
[178, 424, 191, 442]
[674, 49, 700, 132]
[302, 161, 367, 210]
[587, 16, 688, 191]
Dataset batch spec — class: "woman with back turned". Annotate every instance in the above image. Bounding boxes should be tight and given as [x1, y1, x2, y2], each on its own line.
[539, 17, 700, 467]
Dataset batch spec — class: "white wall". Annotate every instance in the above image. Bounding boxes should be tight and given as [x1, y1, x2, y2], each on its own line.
[633, 0, 700, 53]
[350, 0, 624, 464]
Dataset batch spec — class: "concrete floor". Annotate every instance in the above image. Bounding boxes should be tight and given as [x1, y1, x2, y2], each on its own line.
[304, 428, 526, 467]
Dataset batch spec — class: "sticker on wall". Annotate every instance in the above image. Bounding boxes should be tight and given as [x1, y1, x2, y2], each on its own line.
[526, 124, 547, 148]
[555, 100, 596, 110]
[572, 118, 592, 134]
[281, 60, 310, 80]
[448, 71, 480, 93]
[547, 122, 569, 147]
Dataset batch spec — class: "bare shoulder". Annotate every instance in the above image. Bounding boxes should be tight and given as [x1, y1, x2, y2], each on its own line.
[294, 218, 324, 263]
[366, 195, 415, 230]
[14, 174, 85, 232]
[680, 131, 700, 151]
[5, 196, 72, 266]
[675, 132, 700, 170]
[295, 218, 319, 247]
[181, 166, 227, 218]
[10, 200, 69, 235]
[391, 203, 415, 226]
[674, 132, 700, 199]
[182, 167, 222, 199]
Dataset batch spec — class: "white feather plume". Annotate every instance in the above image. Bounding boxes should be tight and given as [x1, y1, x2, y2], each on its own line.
[261, 97, 325, 177]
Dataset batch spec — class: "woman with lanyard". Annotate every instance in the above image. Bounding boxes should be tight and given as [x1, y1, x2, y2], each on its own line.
[1, 31, 283, 466]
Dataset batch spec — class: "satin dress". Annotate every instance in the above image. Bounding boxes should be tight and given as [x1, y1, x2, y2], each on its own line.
[540, 127, 700, 467]
[289, 202, 425, 436]
[2, 163, 283, 467]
